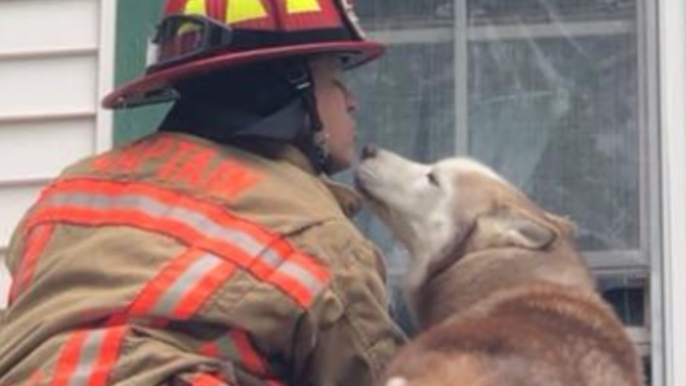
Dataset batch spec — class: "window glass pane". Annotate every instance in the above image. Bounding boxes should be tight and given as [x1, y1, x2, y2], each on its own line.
[347, 41, 456, 288]
[346, 0, 653, 380]
[356, 0, 453, 28]
[350, 43, 456, 165]
[345, 0, 457, 282]
[468, 34, 640, 251]
[644, 357, 652, 386]
[468, 0, 636, 25]
[348, 0, 649, 338]
[598, 273, 647, 327]
[352, 1, 642, 255]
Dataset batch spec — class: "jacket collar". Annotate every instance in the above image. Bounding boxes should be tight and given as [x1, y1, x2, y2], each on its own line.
[276, 145, 363, 218]
[161, 132, 364, 218]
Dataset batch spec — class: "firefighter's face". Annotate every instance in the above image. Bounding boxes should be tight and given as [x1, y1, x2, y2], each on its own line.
[310, 55, 358, 173]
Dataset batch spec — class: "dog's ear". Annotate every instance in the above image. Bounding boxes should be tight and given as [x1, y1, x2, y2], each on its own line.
[544, 212, 577, 238]
[474, 208, 557, 250]
[502, 215, 557, 250]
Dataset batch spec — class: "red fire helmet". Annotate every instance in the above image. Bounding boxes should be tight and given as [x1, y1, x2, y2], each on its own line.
[103, 0, 384, 109]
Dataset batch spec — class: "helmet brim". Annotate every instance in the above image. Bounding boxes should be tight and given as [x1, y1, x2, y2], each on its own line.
[102, 40, 384, 109]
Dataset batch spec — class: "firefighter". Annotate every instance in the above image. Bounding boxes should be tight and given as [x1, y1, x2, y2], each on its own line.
[0, 0, 405, 385]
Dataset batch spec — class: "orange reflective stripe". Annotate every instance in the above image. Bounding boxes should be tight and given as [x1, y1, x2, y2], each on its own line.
[51, 327, 127, 386]
[122, 249, 236, 320]
[43, 178, 274, 245]
[185, 373, 230, 386]
[9, 224, 54, 303]
[265, 243, 330, 307]
[229, 331, 265, 375]
[29, 179, 330, 307]
[127, 249, 205, 318]
[173, 255, 237, 318]
[199, 342, 220, 358]
[231, 331, 284, 386]
[51, 331, 86, 386]
[89, 326, 128, 386]
[199, 331, 283, 385]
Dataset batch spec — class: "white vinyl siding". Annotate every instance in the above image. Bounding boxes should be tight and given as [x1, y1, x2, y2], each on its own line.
[0, 118, 95, 181]
[0, 0, 99, 53]
[0, 56, 98, 116]
[0, 0, 115, 309]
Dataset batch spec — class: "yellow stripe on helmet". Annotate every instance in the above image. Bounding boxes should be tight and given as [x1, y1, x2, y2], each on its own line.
[178, 0, 207, 35]
[226, 0, 268, 24]
[287, 0, 322, 14]
[184, 0, 207, 15]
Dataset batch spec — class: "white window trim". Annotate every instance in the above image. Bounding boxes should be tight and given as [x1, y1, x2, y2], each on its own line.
[467, 20, 634, 41]
[659, 0, 686, 384]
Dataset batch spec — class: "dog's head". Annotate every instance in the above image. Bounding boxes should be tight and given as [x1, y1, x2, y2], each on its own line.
[354, 147, 590, 299]
[356, 147, 569, 257]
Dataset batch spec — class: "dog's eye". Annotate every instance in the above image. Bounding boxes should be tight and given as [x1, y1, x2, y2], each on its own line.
[427, 172, 440, 187]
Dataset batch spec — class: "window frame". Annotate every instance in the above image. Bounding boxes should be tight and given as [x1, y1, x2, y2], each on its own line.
[657, 1, 686, 386]
[370, 3, 652, 267]
[368, 0, 664, 382]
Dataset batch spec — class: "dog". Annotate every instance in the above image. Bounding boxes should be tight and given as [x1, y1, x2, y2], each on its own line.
[354, 146, 644, 386]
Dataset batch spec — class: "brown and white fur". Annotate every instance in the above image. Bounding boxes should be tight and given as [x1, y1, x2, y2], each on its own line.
[354, 147, 644, 386]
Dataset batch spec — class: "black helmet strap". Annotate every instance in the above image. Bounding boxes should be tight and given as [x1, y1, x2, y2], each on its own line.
[232, 59, 333, 174]
[284, 61, 333, 175]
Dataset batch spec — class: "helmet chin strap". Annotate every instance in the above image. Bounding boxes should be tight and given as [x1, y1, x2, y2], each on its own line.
[282, 60, 333, 175]
[231, 61, 333, 174]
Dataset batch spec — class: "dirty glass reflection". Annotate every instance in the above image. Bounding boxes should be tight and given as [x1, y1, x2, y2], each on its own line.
[468, 31, 639, 251]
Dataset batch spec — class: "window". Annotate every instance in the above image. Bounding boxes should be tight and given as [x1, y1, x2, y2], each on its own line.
[345, 0, 661, 384]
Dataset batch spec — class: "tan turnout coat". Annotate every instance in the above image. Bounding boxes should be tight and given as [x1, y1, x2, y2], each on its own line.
[0, 132, 405, 386]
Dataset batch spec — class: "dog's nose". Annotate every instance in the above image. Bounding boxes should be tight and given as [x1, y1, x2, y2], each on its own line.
[361, 144, 378, 160]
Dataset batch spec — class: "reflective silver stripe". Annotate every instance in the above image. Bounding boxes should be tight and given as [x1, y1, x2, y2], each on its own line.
[172, 206, 268, 260]
[44, 191, 326, 297]
[260, 249, 283, 268]
[68, 330, 104, 386]
[45, 192, 276, 265]
[152, 253, 222, 316]
[278, 261, 324, 295]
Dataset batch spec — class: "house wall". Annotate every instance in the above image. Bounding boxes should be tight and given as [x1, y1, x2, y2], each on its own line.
[0, 0, 114, 308]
